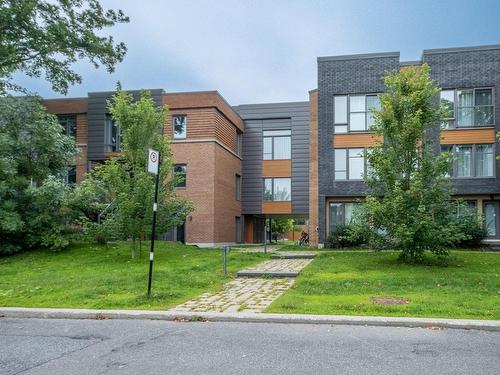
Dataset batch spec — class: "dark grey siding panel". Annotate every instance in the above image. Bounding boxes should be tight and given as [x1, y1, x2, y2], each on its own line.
[317, 54, 400, 242]
[235, 102, 309, 215]
[423, 47, 500, 195]
[87, 89, 164, 160]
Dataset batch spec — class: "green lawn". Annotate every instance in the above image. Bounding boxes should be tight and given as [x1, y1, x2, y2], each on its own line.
[267, 251, 500, 320]
[0, 241, 268, 310]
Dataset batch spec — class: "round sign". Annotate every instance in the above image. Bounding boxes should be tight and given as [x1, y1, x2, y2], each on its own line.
[150, 152, 158, 163]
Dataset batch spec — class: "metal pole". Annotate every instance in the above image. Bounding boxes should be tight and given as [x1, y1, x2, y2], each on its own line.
[264, 219, 267, 254]
[147, 154, 161, 297]
[223, 245, 228, 275]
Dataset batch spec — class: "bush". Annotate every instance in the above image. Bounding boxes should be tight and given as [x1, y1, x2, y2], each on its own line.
[325, 224, 368, 249]
[453, 212, 486, 248]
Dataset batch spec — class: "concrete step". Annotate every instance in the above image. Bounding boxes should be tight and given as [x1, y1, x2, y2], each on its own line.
[236, 270, 299, 278]
[271, 252, 317, 259]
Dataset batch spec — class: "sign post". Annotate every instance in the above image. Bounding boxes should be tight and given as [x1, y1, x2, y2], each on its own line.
[147, 149, 160, 297]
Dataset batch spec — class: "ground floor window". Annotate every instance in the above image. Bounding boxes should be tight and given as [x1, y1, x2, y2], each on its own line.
[329, 202, 362, 232]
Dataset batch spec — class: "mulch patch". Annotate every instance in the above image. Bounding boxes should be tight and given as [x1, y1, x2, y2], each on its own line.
[370, 296, 409, 305]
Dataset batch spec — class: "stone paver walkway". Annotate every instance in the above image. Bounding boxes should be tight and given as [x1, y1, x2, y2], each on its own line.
[169, 278, 295, 313]
[169, 253, 316, 313]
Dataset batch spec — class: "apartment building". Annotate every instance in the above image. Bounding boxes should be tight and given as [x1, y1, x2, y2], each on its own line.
[40, 44, 500, 247]
[311, 44, 500, 246]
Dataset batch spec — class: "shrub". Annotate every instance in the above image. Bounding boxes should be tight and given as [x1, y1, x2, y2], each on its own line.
[326, 224, 368, 249]
[453, 212, 485, 248]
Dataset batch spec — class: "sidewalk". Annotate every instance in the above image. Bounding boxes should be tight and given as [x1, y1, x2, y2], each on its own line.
[1, 307, 499, 331]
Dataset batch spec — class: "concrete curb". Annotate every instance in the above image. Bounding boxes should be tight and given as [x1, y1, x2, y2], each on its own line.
[1, 307, 499, 332]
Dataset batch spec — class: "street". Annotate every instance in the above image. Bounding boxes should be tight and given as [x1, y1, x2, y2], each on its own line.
[1, 318, 499, 374]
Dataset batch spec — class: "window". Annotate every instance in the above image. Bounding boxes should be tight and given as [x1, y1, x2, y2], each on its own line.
[441, 88, 494, 128]
[456, 200, 477, 218]
[263, 178, 291, 201]
[442, 144, 494, 178]
[329, 202, 362, 232]
[58, 115, 76, 138]
[262, 130, 291, 160]
[174, 164, 187, 188]
[334, 94, 380, 133]
[173, 115, 187, 139]
[236, 132, 242, 156]
[104, 115, 120, 152]
[65, 165, 76, 184]
[335, 148, 365, 180]
[235, 174, 241, 201]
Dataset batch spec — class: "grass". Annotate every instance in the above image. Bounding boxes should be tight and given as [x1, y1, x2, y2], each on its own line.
[267, 250, 500, 320]
[0, 241, 268, 310]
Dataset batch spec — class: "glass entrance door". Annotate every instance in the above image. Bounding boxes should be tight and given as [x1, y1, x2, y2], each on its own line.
[484, 202, 499, 238]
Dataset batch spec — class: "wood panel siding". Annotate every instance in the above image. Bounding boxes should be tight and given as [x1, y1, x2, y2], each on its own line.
[165, 108, 217, 140]
[262, 201, 292, 214]
[262, 160, 292, 177]
[42, 98, 88, 114]
[333, 133, 383, 148]
[163, 91, 244, 131]
[214, 110, 238, 153]
[440, 128, 496, 145]
[244, 215, 254, 243]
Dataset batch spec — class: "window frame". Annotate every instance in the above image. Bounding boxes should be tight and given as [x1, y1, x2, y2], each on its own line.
[235, 174, 241, 201]
[57, 114, 77, 139]
[441, 87, 495, 129]
[334, 94, 380, 133]
[104, 114, 120, 152]
[262, 177, 292, 202]
[328, 201, 362, 234]
[442, 143, 495, 179]
[262, 129, 291, 160]
[173, 163, 187, 188]
[334, 148, 366, 181]
[172, 115, 187, 140]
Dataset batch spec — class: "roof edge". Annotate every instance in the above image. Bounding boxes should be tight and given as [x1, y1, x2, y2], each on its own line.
[318, 51, 400, 63]
[422, 44, 500, 55]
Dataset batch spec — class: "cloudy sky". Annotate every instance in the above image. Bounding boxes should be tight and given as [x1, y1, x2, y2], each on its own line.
[16, 0, 500, 105]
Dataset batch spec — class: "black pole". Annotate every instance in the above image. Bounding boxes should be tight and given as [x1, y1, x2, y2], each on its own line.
[147, 154, 161, 297]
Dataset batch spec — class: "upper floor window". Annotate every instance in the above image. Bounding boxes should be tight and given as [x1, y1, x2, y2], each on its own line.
[334, 94, 380, 133]
[235, 174, 241, 201]
[441, 144, 494, 178]
[263, 178, 291, 201]
[334, 148, 365, 180]
[104, 114, 120, 152]
[236, 132, 242, 156]
[440, 88, 494, 128]
[263, 130, 291, 160]
[173, 115, 187, 139]
[174, 164, 187, 188]
[58, 115, 76, 138]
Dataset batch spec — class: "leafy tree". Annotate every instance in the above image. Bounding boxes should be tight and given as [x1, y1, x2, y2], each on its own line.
[0, 0, 129, 94]
[76, 89, 192, 257]
[270, 218, 294, 242]
[364, 64, 461, 262]
[0, 96, 77, 254]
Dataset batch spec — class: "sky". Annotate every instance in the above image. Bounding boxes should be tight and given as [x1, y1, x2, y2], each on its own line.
[15, 0, 500, 105]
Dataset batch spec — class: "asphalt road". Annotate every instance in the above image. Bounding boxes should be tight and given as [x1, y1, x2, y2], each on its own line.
[1, 318, 499, 375]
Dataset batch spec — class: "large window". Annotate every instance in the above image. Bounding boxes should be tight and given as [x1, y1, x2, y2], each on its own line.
[335, 148, 365, 180]
[174, 164, 187, 188]
[442, 144, 494, 178]
[104, 115, 120, 152]
[58, 115, 76, 138]
[334, 94, 380, 133]
[329, 202, 362, 232]
[173, 115, 187, 139]
[263, 130, 291, 160]
[440, 88, 494, 128]
[263, 178, 291, 201]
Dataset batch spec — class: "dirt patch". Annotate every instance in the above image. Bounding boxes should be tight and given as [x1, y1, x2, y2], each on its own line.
[370, 297, 409, 305]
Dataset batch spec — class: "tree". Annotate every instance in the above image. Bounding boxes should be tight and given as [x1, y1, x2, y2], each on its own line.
[0, 96, 78, 254]
[76, 89, 192, 257]
[270, 218, 294, 242]
[364, 64, 460, 262]
[0, 0, 129, 94]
